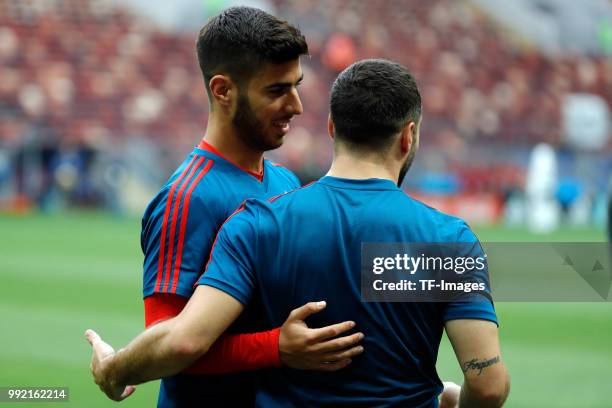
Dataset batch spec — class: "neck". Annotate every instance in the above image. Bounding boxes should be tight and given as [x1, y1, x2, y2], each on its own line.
[201, 114, 263, 173]
[326, 152, 399, 184]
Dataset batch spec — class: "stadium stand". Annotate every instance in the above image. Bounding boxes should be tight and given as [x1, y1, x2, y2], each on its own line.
[0, 0, 610, 220]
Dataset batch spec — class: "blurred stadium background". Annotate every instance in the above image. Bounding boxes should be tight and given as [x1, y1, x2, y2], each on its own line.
[0, 0, 611, 407]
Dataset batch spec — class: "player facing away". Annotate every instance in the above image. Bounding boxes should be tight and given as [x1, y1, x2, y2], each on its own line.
[138, 6, 363, 407]
[87, 59, 510, 407]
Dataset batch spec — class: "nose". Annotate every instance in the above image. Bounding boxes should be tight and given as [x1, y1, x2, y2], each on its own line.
[286, 88, 303, 116]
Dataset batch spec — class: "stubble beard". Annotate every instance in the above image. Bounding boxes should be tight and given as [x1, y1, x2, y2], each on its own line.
[398, 145, 417, 187]
[232, 93, 279, 152]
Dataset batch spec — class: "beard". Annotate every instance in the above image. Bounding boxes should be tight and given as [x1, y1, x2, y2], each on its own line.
[232, 93, 280, 152]
[398, 144, 417, 187]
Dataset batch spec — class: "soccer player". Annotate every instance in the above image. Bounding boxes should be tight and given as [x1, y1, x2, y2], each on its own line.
[138, 7, 363, 407]
[87, 59, 510, 406]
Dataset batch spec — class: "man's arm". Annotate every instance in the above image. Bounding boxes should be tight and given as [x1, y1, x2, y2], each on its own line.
[88, 286, 364, 401]
[145, 293, 282, 374]
[88, 286, 242, 400]
[445, 319, 510, 408]
[145, 293, 364, 374]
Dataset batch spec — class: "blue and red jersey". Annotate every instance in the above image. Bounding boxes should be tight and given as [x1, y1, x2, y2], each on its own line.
[141, 141, 300, 407]
[199, 176, 497, 407]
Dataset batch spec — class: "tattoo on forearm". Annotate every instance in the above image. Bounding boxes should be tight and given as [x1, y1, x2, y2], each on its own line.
[461, 356, 500, 375]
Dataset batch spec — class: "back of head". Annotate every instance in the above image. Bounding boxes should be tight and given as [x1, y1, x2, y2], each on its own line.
[196, 6, 308, 96]
[330, 59, 421, 151]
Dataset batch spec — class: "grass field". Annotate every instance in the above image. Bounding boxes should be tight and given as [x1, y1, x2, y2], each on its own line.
[1, 212, 611, 407]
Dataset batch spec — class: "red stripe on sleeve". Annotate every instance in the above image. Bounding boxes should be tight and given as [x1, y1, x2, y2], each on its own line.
[170, 159, 214, 294]
[144, 294, 282, 374]
[144, 293, 188, 327]
[184, 328, 282, 374]
[162, 156, 207, 292]
[155, 155, 199, 293]
[195, 201, 248, 287]
[268, 181, 315, 203]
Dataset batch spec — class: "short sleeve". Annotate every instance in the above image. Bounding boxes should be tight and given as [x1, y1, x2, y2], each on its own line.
[142, 190, 222, 298]
[442, 221, 498, 326]
[198, 202, 259, 306]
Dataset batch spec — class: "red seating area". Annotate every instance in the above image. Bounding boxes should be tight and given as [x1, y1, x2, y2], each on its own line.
[0, 0, 609, 186]
[0, 0, 207, 152]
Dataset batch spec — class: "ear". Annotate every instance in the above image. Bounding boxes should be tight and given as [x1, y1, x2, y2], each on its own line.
[400, 122, 415, 154]
[209, 75, 234, 108]
[327, 115, 335, 140]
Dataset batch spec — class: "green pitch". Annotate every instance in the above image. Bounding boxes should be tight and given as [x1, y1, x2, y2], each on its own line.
[0, 212, 610, 407]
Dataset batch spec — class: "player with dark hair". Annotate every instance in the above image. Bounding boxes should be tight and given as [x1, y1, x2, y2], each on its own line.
[328, 58, 422, 186]
[138, 6, 363, 407]
[87, 59, 509, 406]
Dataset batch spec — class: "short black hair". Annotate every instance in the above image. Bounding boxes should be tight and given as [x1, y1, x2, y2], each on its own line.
[196, 7, 308, 96]
[330, 59, 421, 150]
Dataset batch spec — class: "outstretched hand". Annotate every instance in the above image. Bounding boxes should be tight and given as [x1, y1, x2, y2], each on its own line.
[278, 301, 364, 371]
[85, 329, 136, 401]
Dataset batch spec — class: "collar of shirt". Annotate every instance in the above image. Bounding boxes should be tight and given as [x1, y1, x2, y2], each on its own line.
[318, 176, 399, 191]
[197, 140, 264, 182]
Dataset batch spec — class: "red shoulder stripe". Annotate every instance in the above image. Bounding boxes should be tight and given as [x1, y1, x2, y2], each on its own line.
[195, 200, 248, 287]
[170, 159, 214, 294]
[267, 181, 315, 203]
[161, 156, 207, 292]
[154, 155, 199, 293]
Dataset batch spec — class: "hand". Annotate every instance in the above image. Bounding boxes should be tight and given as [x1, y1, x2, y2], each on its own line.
[278, 301, 364, 371]
[85, 329, 136, 401]
[439, 381, 461, 408]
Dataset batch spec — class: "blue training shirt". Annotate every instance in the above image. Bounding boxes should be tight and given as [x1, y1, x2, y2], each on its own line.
[141, 142, 300, 407]
[199, 176, 497, 408]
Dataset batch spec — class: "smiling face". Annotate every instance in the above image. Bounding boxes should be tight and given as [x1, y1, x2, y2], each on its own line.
[232, 59, 304, 151]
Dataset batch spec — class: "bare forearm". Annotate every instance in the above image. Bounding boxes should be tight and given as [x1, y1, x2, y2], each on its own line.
[107, 320, 205, 386]
[87, 287, 244, 401]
